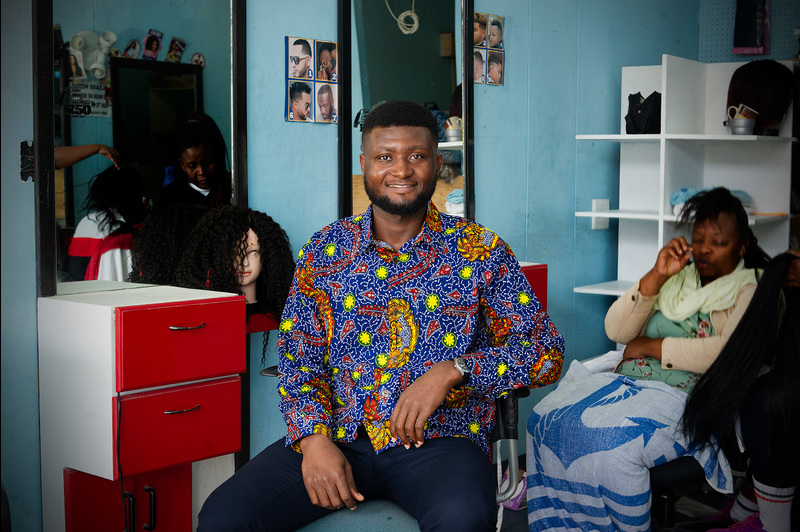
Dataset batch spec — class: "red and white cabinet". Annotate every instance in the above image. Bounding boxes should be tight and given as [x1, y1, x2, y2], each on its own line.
[38, 282, 245, 531]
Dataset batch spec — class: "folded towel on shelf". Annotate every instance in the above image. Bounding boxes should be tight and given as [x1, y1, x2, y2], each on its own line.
[670, 188, 753, 215]
[446, 189, 464, 204]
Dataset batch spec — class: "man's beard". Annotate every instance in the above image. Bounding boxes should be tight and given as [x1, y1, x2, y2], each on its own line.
[364, 176, 435, 216]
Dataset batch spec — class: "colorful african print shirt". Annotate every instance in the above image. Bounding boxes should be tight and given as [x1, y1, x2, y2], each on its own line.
[277, 203, 564, 455]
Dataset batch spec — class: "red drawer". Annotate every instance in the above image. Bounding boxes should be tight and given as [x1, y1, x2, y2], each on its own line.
[112, 377, 241, 478]
[116, 297, 245, 391]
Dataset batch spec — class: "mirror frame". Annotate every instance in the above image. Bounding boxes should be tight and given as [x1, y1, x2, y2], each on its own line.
[33, 0, 248, 298]
[337, 0, 474, 221]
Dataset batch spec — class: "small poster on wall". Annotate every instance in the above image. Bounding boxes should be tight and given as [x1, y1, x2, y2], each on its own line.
[142, 29, 163, 61]
[473, 13, 504, 86]
[285, 36, 338, 124]
[165, 37, 186, 63]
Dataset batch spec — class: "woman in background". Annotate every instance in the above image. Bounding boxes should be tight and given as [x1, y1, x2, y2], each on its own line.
[155, 111, 232, 211]
[526, 187, 770, 531]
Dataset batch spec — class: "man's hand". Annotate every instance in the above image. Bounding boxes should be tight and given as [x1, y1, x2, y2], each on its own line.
[299, 434, 364, 510]
[622, 336, 663, 361]
[389, 359, 463, 449]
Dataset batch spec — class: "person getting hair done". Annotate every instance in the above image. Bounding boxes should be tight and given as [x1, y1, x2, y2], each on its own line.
[63, 166, 146, 281]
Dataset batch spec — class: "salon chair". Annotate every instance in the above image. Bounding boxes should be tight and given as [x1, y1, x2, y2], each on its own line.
[277, 384, 530, 532]
[650, 451, 744, 531]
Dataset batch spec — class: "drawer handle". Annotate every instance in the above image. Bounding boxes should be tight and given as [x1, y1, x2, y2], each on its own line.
[144, 485, 156, 530]
[164, 405, 201, 415]
[169, 322, 206, 331]
[123, 490, 135, 531]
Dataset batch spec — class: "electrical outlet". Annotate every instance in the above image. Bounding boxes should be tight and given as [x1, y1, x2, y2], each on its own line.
[592, 199, 610, 230]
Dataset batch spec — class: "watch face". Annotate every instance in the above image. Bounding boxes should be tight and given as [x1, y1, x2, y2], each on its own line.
[454, 357, 469, 375]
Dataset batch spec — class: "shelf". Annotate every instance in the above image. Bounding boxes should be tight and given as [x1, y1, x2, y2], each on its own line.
[573, 280, 635, 296]
[577, 211, 788, 225]
[576, 133, 796, 143]
[576, 134, 659, 142]
[662, 212, 788, 226]
[438, 141, 463, 150]
[575, 209, 659, 220]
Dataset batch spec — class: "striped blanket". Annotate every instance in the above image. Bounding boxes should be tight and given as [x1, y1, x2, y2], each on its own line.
[526, 356, 732, 531]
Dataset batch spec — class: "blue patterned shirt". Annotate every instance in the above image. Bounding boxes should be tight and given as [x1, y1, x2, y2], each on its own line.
[277, 203, 564, 454]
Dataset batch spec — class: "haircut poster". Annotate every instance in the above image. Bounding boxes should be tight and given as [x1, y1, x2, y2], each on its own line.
[473, 13, 505, 86]
[285, 36, 339, 124]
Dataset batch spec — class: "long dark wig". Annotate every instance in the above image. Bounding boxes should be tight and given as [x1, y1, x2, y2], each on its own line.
[129, 203, 209, 285]
[173, 205, 296, 320]
[677, 187, 770, 270]
[681, 252, 799, 483]
[82, 165, 146, 235]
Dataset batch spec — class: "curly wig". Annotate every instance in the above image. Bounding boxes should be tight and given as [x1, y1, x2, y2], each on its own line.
[173, 205, 296, 320]
[129, 203, 209, 285]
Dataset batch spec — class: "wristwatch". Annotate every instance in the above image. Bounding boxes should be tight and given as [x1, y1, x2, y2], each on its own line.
[453, 357, 470, 387]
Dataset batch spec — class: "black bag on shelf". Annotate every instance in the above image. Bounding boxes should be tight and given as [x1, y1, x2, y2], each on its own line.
[625, 91, 662, 134]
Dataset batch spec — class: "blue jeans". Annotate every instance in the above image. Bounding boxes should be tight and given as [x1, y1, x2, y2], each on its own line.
[198, 428, 496, 531]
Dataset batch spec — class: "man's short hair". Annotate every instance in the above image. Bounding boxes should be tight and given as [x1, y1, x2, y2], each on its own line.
[362, 100, 438, 145]
[317, 84, 332, 97]
[290, 82, 311, 102]
[474, 13, 487, 29]
[491, 19, 503, 34]
[474, 51, 484, 63]
[487, 51, 502, 67]
[292, 39, 312, 56]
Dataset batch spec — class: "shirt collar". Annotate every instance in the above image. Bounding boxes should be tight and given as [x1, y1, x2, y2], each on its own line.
[353, 202, 444, 257]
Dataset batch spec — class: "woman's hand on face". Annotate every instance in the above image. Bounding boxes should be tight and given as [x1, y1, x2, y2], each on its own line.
[655, 237, 692, 278]
[639, 237, 693, 296]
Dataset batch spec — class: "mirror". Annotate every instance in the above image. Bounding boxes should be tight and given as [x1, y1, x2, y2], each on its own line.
[338, 0, 474, 220]
[35, 0, 247, 297]
[110, 57, 204, 205]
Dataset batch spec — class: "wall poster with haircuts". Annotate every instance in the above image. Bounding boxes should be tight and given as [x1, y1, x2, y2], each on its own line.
[285, 36, 339, 124]
[472, 13, 504, 86]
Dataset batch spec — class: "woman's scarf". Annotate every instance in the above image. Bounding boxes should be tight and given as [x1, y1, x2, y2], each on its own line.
[655, 259, 758, 321]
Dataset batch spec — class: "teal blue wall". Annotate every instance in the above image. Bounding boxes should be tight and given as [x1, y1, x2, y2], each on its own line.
[2, 1, 797, 530]
[1, 3, 40, 529]
[53, 0, 232, 222]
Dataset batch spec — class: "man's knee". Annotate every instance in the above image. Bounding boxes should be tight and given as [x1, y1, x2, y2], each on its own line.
[419, 494, 496, 532]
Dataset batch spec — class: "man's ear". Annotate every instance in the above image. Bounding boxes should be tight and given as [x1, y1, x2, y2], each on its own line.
[436, 153, 443, 173]
[359, 152, 366, 175]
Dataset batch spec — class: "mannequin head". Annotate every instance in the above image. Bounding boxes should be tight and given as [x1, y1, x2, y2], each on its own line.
[173, 205, 296, 318]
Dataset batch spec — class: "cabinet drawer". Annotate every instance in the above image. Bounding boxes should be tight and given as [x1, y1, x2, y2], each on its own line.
[113, 377, 241, 478]
[116, 297, 245, 391]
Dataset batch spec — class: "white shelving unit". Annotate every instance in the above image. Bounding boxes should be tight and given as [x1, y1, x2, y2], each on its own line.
[575, 55, 794, 296]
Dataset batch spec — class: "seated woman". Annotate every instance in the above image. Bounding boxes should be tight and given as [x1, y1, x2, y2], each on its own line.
[173, 205, 296, 364]
[63, 165, 146, 281]
[526, 187, 770, 531]
[684, 250, 799, 532]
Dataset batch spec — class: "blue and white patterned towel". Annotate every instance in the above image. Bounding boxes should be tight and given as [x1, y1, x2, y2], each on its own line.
[526, 358, 732, 531]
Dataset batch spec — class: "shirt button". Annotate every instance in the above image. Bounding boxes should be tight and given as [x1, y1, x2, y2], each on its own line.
[631, 295, 636, 301]
[665, 363, 673, 369]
